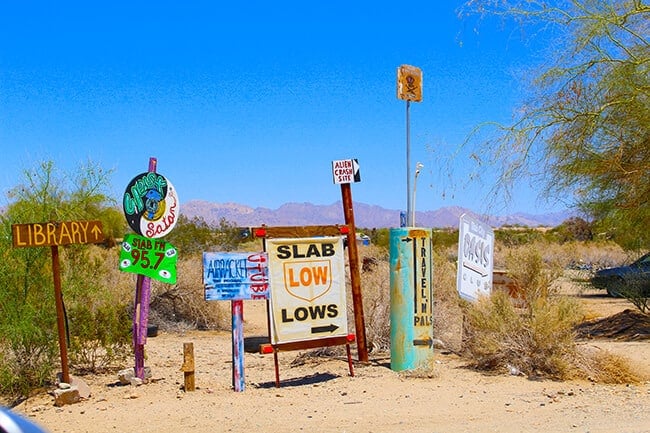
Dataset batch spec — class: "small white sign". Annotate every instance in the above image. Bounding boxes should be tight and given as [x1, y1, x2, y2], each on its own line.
[457, 213, 494, 302]
[332, 159, 361, 184]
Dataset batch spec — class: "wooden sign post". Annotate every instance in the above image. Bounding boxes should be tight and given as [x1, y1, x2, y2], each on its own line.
[332, 159, 368, 363]
[122, 157, 179, 380]
[203, 251, 270, 392]
[12, 220, 105, 384]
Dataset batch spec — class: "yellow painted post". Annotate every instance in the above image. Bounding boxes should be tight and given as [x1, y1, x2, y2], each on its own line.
[181, 342, 195, 391]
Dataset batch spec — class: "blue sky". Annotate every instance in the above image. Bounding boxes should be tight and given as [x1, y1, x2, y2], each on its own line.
[0, 1, 562, 216]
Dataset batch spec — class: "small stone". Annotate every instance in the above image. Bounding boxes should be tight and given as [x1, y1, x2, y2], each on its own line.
[71, 376, 91, 399]
[117, 368, 135, 385]
[118, 367, 151, 385]
[53, 387, 81, 407]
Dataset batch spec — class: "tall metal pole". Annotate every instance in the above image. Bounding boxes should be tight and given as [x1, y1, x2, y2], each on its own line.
[406, 100, 412, 227]
[412, 162, 423, 227]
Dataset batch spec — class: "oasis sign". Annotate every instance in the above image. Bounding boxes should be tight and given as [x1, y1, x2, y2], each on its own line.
[267, 236, 348, 344]
[457, 213, 494, 302]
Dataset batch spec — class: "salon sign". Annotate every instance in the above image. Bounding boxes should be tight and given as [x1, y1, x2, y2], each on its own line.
[123, 172, 179, 238]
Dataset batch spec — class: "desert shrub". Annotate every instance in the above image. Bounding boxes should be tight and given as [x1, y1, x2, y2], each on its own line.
[166, 215, 248, 254]
[504, 245, 563, 302]
[432, 229, 459, 249]
[550, 217, 594, 243]
[60, 246, 134, 373]
[67, 302, 132, 373]
[351, 242, 464, 354]
[432, 248, 464, 352]
[363, 228, 390, 249]
[494, 227, 544, 247]
[575, 349, 641, 384]
[464, 290, 586, 379]
[0, 303, 58, 404]
[463, 245, 642, 383]
[350, 245, 391, 352]
[148, 253, 228, 330]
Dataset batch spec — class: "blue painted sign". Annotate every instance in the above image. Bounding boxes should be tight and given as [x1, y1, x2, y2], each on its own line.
[203, 252, 270, 301]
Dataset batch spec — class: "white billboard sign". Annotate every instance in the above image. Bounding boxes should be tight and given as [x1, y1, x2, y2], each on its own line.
[457, 213, 494, 302]
[267, 236, 348, 344]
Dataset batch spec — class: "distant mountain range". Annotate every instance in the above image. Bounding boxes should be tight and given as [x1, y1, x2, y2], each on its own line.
[181, 200, 571, 229]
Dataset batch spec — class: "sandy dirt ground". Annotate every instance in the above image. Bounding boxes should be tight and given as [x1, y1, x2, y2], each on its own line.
[13, 290, 650, 433]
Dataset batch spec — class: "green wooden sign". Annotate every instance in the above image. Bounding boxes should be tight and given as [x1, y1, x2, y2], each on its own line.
[119, 233, 178, 284]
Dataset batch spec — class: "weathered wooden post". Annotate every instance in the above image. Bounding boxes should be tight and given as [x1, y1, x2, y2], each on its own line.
[181, 342, 195, 391]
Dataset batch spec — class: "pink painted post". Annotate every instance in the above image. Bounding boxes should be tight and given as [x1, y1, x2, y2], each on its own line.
[231, 300, 245, 392]
[133, 157, 157, 380]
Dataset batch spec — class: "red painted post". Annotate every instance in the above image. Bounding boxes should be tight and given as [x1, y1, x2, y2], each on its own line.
[340, 183, 368, 363]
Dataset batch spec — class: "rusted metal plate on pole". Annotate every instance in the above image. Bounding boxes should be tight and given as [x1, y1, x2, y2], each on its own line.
[397, 64, 423, 102]
[12, 220, 104, 248]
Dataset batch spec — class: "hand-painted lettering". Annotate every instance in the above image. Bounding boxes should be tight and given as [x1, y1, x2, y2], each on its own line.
[281, 304, 339, 323]
[275, 243, 336, 260]
[287, 265, 329, 287]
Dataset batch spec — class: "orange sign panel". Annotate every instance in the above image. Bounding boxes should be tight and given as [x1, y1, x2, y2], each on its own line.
[397, 64, 423, 102]
[12, 220, 105, 248]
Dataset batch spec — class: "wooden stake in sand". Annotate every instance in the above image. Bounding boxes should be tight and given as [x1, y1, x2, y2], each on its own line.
[181, 342, 195, 392]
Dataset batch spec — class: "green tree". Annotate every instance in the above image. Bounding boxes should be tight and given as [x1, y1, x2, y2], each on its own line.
[0, 160, 129, 402]
[460, 0, 649, 248]
[551, 217, 594, 243]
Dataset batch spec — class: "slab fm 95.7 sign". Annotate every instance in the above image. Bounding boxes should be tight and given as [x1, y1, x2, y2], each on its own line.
[119, 233, 178, 284]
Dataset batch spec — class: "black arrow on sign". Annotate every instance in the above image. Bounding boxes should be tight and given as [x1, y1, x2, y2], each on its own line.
[311, 324, 339, 334]
[401, 237, 413, 243]
[413, 338, 433, 347]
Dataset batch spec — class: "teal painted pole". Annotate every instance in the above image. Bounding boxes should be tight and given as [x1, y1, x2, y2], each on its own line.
[390, 227, 434, 371]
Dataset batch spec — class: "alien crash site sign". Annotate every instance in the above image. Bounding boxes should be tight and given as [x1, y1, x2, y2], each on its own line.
[267, 236, 348, 344]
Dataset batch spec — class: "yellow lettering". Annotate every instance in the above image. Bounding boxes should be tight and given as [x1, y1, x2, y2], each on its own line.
[13, 226, 27, 246]
[46, 223, 57, 245]
[33, 224, 46, 245]
[58, 222, 73, 245]
[78, 221, 89, 243]
[71, 221, 82, 243]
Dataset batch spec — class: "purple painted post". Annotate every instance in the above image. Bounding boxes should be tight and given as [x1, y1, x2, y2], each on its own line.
[231, 300, 245, 392]
[133, 157, 157, 380]
[133, 274, 152, 379]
